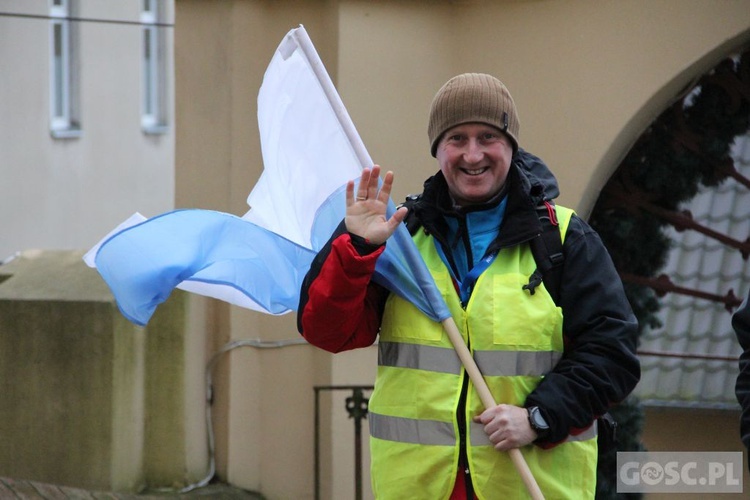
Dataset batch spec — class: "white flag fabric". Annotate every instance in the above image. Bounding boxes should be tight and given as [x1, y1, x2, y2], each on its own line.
[243, 28, 361, 248]
[85, 25, 451, 327]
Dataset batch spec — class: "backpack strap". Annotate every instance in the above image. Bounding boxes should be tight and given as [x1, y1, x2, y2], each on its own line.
[400, 194, 423, 235]
[523, 201, 569, 305]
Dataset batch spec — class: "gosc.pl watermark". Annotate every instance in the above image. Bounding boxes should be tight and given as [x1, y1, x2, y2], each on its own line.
[617, 451, 743, 493]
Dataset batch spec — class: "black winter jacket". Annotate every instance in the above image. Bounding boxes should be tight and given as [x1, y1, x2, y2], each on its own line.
[734, 292, 750, 451]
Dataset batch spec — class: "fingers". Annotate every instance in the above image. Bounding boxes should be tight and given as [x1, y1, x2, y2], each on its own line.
[354, 165, 382, 202]
[345, 179, 356, 206]
[472, 405, 535, 451]
[346, 165, 406, 245]
[352, 165, 399, 205]
[377, 169, 396, 203]
[367, 165, 382, 200]
[386, 206, 409, 233]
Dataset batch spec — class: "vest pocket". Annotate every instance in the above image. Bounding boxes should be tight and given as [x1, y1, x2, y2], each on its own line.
[489, 273, 562, 349]
[380, 273, 455, 343]
[381, 294, 443, 342]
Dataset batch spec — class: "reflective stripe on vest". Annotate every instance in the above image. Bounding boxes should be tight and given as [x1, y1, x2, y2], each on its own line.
[379, 341, 563, 377]
[370, 410, 597, 447]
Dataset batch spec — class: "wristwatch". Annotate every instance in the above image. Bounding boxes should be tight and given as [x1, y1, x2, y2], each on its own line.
[527, 406, 550, 439]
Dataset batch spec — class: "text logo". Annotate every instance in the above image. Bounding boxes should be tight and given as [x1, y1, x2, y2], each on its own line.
[617, 452, 742, 493]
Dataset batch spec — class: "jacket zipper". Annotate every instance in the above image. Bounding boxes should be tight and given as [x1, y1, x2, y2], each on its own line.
[457, 316, 475, 499]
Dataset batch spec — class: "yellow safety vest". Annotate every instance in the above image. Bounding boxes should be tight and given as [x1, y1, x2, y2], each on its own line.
[368, 205, 597, 499]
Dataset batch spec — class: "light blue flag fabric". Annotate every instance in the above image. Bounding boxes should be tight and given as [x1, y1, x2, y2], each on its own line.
[86, 25, 451, 327]
[372, 201, 451, 322]
[94, 210, 315, 326]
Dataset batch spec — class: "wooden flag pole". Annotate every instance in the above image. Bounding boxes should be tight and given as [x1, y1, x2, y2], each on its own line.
[441, 317, 545, 500]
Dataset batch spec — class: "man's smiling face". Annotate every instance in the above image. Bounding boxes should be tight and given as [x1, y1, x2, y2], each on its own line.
[435, 122, 513, 206]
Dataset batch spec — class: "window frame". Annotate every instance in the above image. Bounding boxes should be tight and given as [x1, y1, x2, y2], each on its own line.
[141, 0, 167, 133]
[49, 0, 80, 138]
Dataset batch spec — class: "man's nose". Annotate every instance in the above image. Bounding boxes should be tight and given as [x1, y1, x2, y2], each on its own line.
[463, 139, 484, 163]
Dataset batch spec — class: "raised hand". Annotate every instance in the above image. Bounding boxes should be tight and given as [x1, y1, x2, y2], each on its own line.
[345, 165, 408, 246]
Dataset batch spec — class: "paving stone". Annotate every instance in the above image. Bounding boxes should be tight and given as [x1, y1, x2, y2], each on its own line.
[2, 477, 47, 499]
[27, 482, 67, 499]
[0, 479, 16, 499]
[0, 479, 264, 500]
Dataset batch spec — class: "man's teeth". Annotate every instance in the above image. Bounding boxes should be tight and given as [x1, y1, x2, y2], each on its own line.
[463, 167, 488, 176]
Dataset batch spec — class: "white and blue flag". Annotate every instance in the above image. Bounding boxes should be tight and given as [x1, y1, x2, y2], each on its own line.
[84, 25, 451, 327]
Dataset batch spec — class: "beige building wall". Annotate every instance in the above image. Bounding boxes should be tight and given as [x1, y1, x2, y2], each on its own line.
[0, 1, 175, 261]
[641, 407, 747, 500]
[170, 1, 750, 498]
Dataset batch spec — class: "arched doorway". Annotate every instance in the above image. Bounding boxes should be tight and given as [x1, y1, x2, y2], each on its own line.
[589, 48, 750, 497]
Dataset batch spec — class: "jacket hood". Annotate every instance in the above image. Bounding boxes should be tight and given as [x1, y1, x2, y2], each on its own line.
[514, 148, 559, 201]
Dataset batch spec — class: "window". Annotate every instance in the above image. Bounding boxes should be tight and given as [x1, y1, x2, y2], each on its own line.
[49, 0, 80, 137]
[141, 0, 167, 132]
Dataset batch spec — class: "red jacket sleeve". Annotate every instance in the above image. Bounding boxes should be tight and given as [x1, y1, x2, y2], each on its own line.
[298, 229, 388, 353]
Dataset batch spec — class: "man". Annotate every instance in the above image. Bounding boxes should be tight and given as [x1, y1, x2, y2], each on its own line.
[734, 291, 750, 458]
[298, 73, 640, 498]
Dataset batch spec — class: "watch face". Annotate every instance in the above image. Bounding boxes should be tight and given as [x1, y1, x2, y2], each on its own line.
[531, 407, 548, 430]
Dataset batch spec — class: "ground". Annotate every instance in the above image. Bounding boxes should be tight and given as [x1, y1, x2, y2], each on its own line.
[0, 478, 265, 500]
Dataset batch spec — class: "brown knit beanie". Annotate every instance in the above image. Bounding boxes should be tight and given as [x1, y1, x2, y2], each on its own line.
[428, 73, 520, 157]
